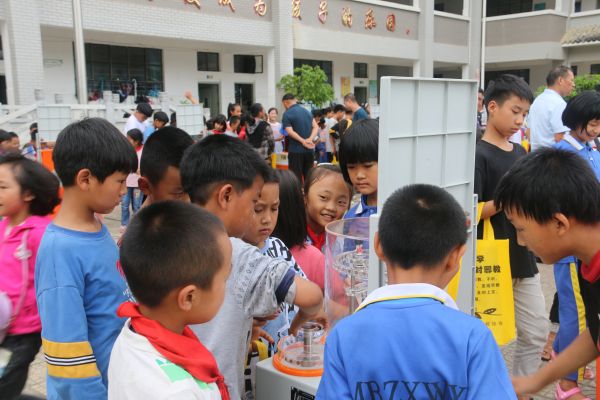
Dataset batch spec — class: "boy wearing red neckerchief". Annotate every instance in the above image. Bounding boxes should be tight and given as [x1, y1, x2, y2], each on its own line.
[108, 201, 232, 400]
[494, 148, 600, 397]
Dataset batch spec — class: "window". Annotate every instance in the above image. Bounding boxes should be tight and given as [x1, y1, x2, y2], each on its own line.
[234, 55, 263, 74]
[354, 63, 368, 79]
[197, 52, 219, 72]
[484, 69, 530, 88]
[85, 44, 163, 100]
[486, 0, 533, 17]
[575, 1, 582, 12]
[591, 64, 600, 74]
[293, 59, 333, 84]
[571, 65, 578, 76]
[0, 37, 3, 61]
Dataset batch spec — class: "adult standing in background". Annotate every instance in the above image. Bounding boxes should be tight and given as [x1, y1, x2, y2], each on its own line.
[281, 93, 317, 182]
[344, 93, 369, 122]
[527, 66, 574, 151]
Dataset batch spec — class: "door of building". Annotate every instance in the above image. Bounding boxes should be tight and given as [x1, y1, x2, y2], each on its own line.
[354, 87, 368, 105]
[0, 76, 7, 105]
[234, 83, 254, 113]
[198, 83, 220, 118]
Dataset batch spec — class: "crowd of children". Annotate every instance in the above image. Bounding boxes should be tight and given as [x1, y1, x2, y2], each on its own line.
[1, 77, 600, 400]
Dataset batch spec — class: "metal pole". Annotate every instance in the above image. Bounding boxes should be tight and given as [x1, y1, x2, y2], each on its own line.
[72, 0, 87, 104]
[480, 0, 487, 89]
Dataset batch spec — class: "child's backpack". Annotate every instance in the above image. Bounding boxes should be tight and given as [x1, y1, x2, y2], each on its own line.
[0, 231, 31, 343]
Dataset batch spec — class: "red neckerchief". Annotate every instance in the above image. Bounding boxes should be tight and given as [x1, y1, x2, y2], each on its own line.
[307, 225, 326, 251]
[581, 250, 600, 283]
[118, 302, 230, 400]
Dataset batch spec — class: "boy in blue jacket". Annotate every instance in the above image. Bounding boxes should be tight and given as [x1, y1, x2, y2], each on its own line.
[317, 184, 516, 400]
[35, 118, 137, 399]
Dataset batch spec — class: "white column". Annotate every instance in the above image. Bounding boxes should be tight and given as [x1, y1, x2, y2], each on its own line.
[272, 0, 294, 109]
[467, 0, 484, 83]
[1, 22, 15, 105]
[5, 0, 45, 105]
[417, 0, 434, 77]
[72, 0, 88, 104]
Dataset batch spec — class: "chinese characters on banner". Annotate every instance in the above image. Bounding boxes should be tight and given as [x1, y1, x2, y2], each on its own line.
[364, 9, 376, 30]
[218, 0, 235, 12]
[341, 7, 352, 28]
[292, 0, 302, 19]
[318, 1, 328, 24]
[254, 0, 267, 16]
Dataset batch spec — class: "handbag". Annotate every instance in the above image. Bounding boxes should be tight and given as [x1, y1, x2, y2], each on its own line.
[475, 209, 516, 346]
[0, 230, 31, 343]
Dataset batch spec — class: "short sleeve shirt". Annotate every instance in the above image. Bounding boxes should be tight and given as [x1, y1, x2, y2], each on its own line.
[352, 107, 369, 122]
[527, 88, 569, 151]
[282, 104, 314, 154]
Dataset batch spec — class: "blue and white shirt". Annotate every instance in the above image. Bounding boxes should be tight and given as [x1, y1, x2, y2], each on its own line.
[317, 283, 516, 400]
[344, 195, 377, 219]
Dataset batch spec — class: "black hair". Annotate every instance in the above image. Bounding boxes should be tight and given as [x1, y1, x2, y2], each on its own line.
[0, 130, 9, 143]
[339, 119, 379, 184]
[303, 164, 352, 199]
[120, 201, 227, 308]
[53, 118, 137, 187]
[494, 148, 600, 224]
[263, 168, 280, 184]
[546, 66, 572, 87]
[272, 170, 307, 249]
[180, 134, 271, 205]
[323, 107, 332, 114]
[212, 114, 227, 130]
[227, 103, 241, 118]
[170, 112, 177, 126]
[154, 111, 169, 124]
[379, 184, 467, 269]
[478, 88, 484, 95]
[126, 128, 143, 145]
[484, 74, 533, 109]
[136, 103, 153, 118]
[333, 104, 346, 113]
[8, 132, 18, 139]
[312, 109, 322, 119]
[140, 127, 193, 185]
[249, 103, 263, 118]
[30, 123, 38, 132]
[0, 153, 61, 216]
[561, 91, 600, 132]
[282, 93, 295, 101]
[30, 130, 37, 143]
[268, 107, 278, 115]
[229, 115, 241, 126]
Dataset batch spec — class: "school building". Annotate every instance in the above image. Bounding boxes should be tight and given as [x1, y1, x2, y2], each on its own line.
[0, 0, 484, 115]
[484, 0, 600, 90]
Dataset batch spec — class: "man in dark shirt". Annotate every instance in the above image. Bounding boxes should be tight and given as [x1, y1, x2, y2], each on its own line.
[281, 93, 318, 182]
[344, 93, 369, 122]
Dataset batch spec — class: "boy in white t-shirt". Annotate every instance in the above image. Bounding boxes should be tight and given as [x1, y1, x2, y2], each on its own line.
[108, 201, 233, 400]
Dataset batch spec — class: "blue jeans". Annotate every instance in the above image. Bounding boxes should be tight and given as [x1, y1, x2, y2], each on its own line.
[121, 187, 142, 226]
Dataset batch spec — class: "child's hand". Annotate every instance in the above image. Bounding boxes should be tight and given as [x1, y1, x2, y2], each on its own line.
[251, 325, 274, 345]
[512, 375, 544, 396]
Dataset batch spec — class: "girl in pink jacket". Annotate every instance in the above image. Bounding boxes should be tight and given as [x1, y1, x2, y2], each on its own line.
[0, 153, 60, 399]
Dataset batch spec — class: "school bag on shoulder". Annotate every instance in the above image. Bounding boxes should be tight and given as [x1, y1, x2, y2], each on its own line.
[0, 230, 31, 343]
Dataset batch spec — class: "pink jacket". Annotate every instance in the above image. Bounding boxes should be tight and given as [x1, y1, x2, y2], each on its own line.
[0, 215, 51, 335]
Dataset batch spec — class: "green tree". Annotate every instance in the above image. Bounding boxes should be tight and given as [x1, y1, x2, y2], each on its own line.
[535, 74, 600, 99]
[277, 65, 335, 107]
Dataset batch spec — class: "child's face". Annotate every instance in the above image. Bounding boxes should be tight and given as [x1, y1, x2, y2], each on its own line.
[127, 136, 140, 148]
[0, 164, 30, 218]
[488, 95, 530, 138]
[214, 122, 225, 131]
[135, 111, 148, 123]
[574, 119, 600, 142]
[10, 137, 20, 150]
[244, 182, 280, 247]
[268, 110, 278, 122]
[88, 171, 128, 214]
[305, 173, 350, 232]
[346, 162, 378, 197]
[231, 105, 242, 117]
[505, 210, 567, 264]
[153, 120, 166, 129]
[194, 233, 232, 322]
[141, 166, 189, 203]
[226, 176, 264, 238]
[230, 121, 240, 132]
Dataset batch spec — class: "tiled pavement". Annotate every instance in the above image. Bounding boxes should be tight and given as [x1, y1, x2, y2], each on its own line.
[22, 210, 597, 399]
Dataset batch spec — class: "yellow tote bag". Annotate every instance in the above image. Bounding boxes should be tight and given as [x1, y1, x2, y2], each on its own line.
[476, 205, 516, 346]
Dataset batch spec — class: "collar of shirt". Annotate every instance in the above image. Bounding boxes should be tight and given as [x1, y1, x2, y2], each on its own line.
[582, 250, 600, 283]
[563, 133, 585, 151]
[355, 195, 376, 216]
[306, 225, 326, 251]
[356, 283, 458, 312]
[543, 88, 564, 101]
